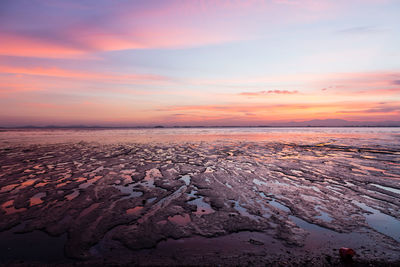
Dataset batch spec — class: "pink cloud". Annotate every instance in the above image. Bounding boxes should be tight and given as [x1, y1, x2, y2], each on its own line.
[0, 33, 87, 59]
[0, 0, 348, 58]
[0, 65, 170, 85]
[239, 90, 299, 96]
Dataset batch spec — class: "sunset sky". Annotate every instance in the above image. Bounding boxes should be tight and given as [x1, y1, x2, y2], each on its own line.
[1, 0, 400, 126]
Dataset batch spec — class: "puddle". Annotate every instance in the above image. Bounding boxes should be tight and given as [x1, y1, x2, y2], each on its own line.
[364, 188, 397, 200]
[187, 189, 198, 199]
[34, 182, 47, 188]
[290, 215, 330, 234]
[138, 184, 187, 224]
[271, 179, 291, 187]
[355, 164, 396, 177]
[179, 175, 191, 186]
[269, 199, 291, 213]
[65, 190, 79, 201]
[126, 206, 143, 215]
[254, 198, 273, 218]
[225, 182, 232, 188]
[188, 197, 215, 216]
[113, 184, 143, 198]
[0, 226, 67, 263]
[121, 174, 133, 184]
[0, 184, 19, 193]
[142, 168, 162, 188]
[56, 182, 69, 188]
[311, 185, 321, 193]
[79, 176, 102, 189]
[360, 165, 385, 173]
[259, 192, 267, 198]
[94, 166, 104, 173]
[291, 170, 303, 175]
[344, 181, 355, 187]
[30, 192, 46, 206]
[253, 178, 267, 186]
[18, 179, 37, 189]
[121, 169, 136, 174]
[315, 207, 333, 223]
[79, 203, 100, 219]
[370, 183, 400, 195]
[353, 201, 400, 242]
[154, 231, 284, 258]
[231, 200, 259, 220]
[168, 214, 191, 225]
[147, 197, 157, 204]
[74, 177, 87, 182]
[1, 200, 27, 215]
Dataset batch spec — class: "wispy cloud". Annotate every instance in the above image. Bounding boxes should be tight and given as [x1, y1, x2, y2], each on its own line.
[0, 65, 171, 85]
[239, 90, 299, 96]
[0, 32, 88, 59]
[161, 101, 398, 113]
[339, 104, 400, 114]
[392, 80, 400, 85]
[336, 26, 383, 35]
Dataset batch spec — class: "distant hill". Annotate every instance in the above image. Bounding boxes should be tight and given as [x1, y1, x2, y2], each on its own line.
[266, 119, 400, 127]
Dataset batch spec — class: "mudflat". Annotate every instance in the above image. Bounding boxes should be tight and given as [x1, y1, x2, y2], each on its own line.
[0, 128, 399, 266]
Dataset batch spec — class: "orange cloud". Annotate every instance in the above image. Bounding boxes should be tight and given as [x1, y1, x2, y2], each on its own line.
[158, 101, 400, 123]
[0, 65, 170, 85]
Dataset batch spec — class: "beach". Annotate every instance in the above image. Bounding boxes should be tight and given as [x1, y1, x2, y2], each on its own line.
[0, 128, 400, 266]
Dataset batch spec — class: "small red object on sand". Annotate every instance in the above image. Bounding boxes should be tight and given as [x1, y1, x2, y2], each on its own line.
[339, 247, 356, 260]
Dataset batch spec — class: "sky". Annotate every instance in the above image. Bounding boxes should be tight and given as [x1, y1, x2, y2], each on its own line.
[0, 0, 399, 126]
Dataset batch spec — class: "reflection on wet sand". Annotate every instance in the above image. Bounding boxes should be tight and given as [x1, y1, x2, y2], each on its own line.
[29, 192, 46, 206]
[0, 128, 400, 265]
[126, 206, 143, 216]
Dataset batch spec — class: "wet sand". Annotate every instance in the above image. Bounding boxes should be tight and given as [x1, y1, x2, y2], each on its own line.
[0, 128, 400, 266]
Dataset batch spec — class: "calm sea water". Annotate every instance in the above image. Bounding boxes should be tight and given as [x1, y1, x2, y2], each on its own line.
[1, 127, 400, 148]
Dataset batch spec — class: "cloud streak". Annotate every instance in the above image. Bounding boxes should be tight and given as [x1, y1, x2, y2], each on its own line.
[239, 90, 299, 96]
[0, 65, 170, 85]
[336, 26, 382, 35]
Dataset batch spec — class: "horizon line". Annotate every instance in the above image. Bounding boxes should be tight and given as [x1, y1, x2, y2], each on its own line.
[2, 125, 400, 129]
